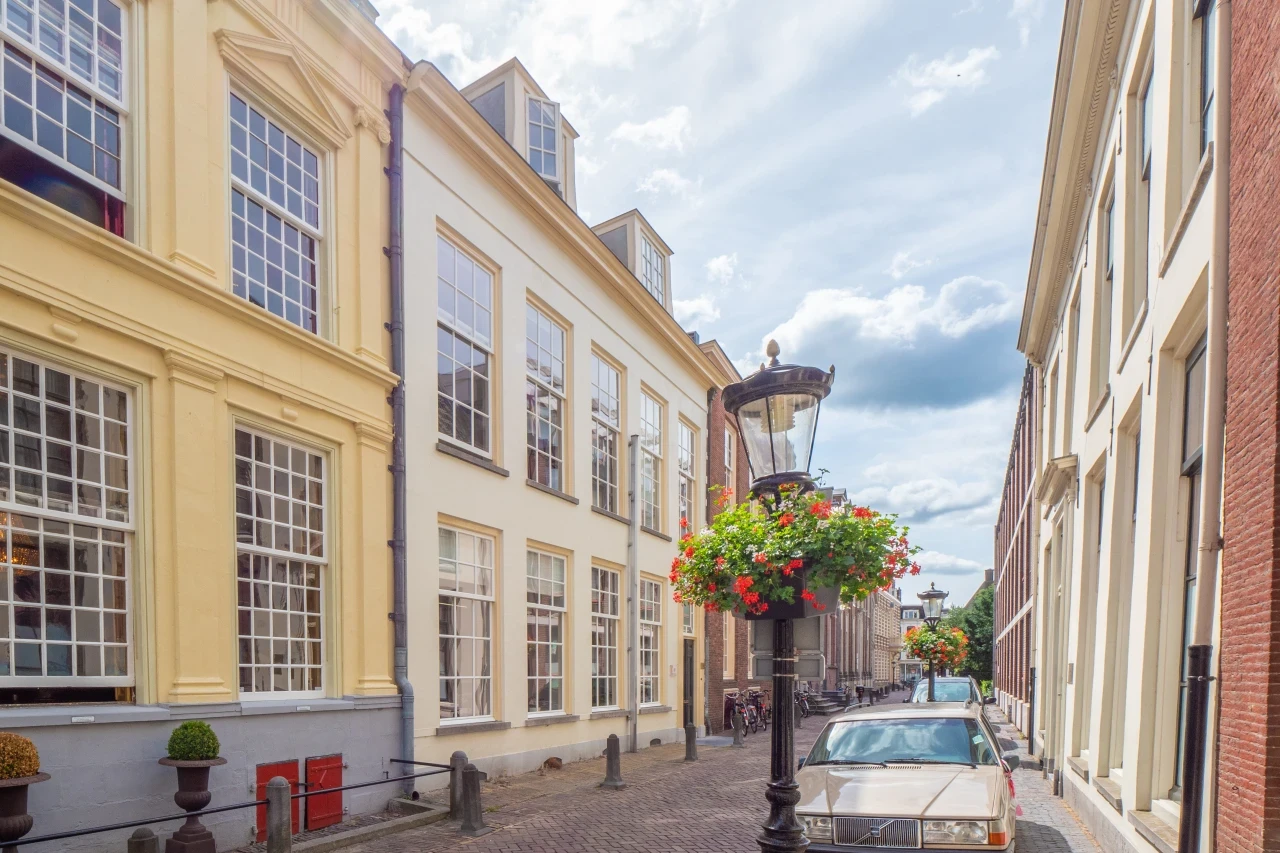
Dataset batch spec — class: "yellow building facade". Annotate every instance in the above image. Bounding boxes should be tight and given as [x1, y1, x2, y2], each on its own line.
[0, 0, 403, 847]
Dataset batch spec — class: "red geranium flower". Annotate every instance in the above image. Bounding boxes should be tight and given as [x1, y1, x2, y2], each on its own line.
[685, 546, 696, 557]
[778, 512, 795, 526]
[679, 517, 689, 528]
[801, 589, 816, 602]
[734, 576, 754, 594]
[708, 583, 717, 592]
[753, 553, 769, 564]
[853, 506, 873, 519]
[788, 559, 804, 570]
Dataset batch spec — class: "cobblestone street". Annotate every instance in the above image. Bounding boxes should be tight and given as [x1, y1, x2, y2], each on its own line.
[330, 695, 1100, 853]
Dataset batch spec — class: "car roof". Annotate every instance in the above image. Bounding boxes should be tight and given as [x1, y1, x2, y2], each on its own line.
[918, 677, 972, 683]
[828, 702, 982, 723]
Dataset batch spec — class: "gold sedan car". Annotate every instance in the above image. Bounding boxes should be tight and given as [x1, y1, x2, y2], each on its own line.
[796, 702, 1019, 851]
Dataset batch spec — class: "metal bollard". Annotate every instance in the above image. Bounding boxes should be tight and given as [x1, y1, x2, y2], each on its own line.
[732, 710, 745, 747]
[265, 776, 292, 853]
[600, 733, 626, 789]
[448, 750, 468, 819]
[458, 764, 492, 837]
[684, 723, 698, 761]
[126, 828, 158, 853]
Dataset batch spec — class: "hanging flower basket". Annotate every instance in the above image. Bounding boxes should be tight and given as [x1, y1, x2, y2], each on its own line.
[670, 483, 920, 620]
[903, 625, 969, 670]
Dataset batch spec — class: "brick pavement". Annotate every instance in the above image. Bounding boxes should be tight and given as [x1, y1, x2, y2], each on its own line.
[333, 695, 1101, 853]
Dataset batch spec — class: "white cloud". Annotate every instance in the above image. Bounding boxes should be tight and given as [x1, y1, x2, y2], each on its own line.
[913, 550, 987, 577]
[850, 479, 996, 524]
[610, 105, 693, 152]
[636, 168, 701, 200]
[886, 250, 931, 280]
[674, 295, 721, 327]
[1010, 0, 1046, 47]
[377, 1, 492, 84]
[898, 47, 1000, 116]
[955, 0, 983, 16]
[705, 252, 739, 286]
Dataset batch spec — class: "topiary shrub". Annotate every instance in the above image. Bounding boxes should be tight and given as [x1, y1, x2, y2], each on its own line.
[0, 732, 40, 780]
[167, 721, 221, 761]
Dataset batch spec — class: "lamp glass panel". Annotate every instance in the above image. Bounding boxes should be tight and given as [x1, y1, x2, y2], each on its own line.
[767, 392, 820, 477]
[733, 397, 779, 478]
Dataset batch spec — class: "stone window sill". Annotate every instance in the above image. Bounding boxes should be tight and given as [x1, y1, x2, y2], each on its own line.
[1159, 142, 1214, 279]
[526, 479, 579, 505]
[1067, 754, 1089, 782]
[436, 440, 509, 477]
[638, 704, 672, 715]
[1129, 808, 1178, 853]
[525, 713, 580, 727]
[435, 719, 511, 736]
[589, 708, 630, 720]
[641, 526, 672, 542]
[1083, 386, 1110, 432]
[1093, 775, 1122, 812]
[1117, 300, 1148, 373]
[591, 506, 629, 525]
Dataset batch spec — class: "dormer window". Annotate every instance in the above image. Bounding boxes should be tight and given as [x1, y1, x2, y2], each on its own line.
[527, 96, 557, 185]
[640, 236, 665, 304]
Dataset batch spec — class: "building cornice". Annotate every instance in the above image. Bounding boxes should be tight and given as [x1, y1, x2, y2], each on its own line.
[404, 63, 722, 390]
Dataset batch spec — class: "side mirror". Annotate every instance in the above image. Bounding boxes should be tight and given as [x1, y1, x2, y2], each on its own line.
[984, 696, 996, 705]
[1001, 753, 1021, 772]
[797, 757, 806, 769]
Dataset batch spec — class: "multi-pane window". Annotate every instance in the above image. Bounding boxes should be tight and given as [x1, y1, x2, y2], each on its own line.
[640, 237, 664, 304]
[1195, 0, 1216, 154]
[590, 355, 620, 513]
[682, 603, 694, 636]
[590, 566, 619, 709]
[526, 550, 565, 713]
[639, 579, 661, 705]
[0, 349, 132, 684]
[1, 0, 125, 201]
[640, 393, 662, 531]
[1173, 337, 1206, 794]
[724, 426, 735, 503]
[527, 97, 557, 183]
[234, 428, 325, 696]
[439, 527, 494, 721]
[437, 236, 494, 454]
[677, 422, 695, 529]
[1137, 69, 1153, 315]
[229, 93, 321, 334]
[525, 305, 565, 490]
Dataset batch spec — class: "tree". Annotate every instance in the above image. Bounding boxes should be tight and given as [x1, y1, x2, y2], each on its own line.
[940, 586, 993, 682]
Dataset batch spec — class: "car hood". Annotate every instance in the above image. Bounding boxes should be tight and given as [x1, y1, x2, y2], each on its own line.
[797, 765, 1003, 818]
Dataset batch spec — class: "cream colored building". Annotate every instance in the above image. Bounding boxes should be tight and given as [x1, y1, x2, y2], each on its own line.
[898, 603, 925, 685]
[400, 57, 715, 778]
[1017, 0, 1225, 850]
[872, 589, 901, 688]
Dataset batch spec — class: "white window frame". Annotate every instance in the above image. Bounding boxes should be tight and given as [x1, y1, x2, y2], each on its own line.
[0, 0, 128, 200]
[525, 304, 566, 491]
[639, 578, 662, 706]
[234, 426, 327, 701]
[1194, 0, 1216, 155]
[437, 235, 495, 456]
[722, 612, 734, 679]
[677, 421, 695, 530]
[439, 526, 495, 723]
[590, 354, 621, 514]
[526, 549, 566, 715]
[0, 347, 134, 688]
[640, 393, 662, 531]
[640, 236, 665, 304]
[527, 96, 558, 183]
[590, 566, 619, 710]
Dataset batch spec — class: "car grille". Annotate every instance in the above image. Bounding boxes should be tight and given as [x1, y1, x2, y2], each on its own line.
[833, 817, 921, 848]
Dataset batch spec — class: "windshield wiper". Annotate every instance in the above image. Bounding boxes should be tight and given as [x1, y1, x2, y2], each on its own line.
[808, 760, 889, 767]
[884, 758, 977, 768]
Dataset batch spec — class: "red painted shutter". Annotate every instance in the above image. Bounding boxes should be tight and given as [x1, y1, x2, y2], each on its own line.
[255, 759, 301, 842]
[305, 754, 343, 831]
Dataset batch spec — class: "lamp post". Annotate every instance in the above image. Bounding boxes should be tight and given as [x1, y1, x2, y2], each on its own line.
[918, 583, 948, 702]
[722, 340, 834, 853]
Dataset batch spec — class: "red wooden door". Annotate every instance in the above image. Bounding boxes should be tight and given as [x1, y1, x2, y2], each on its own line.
[305, 754, 343, 831]
[255, 759, 300, 842]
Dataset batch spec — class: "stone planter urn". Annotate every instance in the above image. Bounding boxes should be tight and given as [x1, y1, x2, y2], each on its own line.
[0, 772, 50, 853]
[742, 566, 840, 621]
[158, 757, 226, 853]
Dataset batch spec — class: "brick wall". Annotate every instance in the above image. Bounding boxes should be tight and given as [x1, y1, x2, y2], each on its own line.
[1217, 4, 1280, 850]
[993, 363, 1037, 704]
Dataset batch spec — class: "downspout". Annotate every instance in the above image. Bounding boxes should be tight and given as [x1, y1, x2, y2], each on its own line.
[627, 434, 640, 753]
[704, 387, 717, 735]
[1180, 1, 1230, 849]
[385, 83, 414, 795]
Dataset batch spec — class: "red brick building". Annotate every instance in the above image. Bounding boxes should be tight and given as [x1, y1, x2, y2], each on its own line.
[1217, 3, 1280, 849]
[993, 363, 1037, 734]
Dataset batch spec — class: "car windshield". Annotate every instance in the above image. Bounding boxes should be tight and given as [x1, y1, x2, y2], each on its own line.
[806, 717, 1000, 766]
[912, 681, 972, 702]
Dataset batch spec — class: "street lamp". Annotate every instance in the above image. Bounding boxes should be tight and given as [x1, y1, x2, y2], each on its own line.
[723, 339, 834, 853]
[917, 583, 948, 702]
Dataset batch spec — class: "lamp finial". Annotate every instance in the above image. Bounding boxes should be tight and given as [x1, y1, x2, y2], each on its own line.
[766, 339, 781, 367]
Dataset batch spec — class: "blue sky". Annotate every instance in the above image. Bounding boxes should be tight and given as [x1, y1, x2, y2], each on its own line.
[379, 0, 1063, 606]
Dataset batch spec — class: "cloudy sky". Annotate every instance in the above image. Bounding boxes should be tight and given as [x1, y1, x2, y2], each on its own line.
[378, 0, 1062, 606]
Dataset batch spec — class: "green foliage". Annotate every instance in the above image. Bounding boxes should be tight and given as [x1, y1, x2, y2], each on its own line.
[980, 679, 993, 697]
[670, 484, 920, 616]
[0, 732, 40, 780]
[167, 721, 221, 761]
[941, 585, 994, 682]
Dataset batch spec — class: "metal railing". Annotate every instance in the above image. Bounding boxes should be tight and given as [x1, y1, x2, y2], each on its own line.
[7, 760, 452, 852]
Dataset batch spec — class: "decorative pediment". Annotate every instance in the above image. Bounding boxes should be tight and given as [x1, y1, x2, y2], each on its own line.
[215, 29, 352, 149]
[1037, 454, 1079, 513]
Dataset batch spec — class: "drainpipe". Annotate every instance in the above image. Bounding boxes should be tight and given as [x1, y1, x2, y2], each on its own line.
[1180, 1, 1230, 849]
[704, 387, 717, 734]
[384, 83, 414, 795]
[627, 435, 640, 752]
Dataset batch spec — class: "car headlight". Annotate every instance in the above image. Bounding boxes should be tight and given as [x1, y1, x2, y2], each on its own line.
[798, 814, 833, 841]
[923, 820, 989, 844]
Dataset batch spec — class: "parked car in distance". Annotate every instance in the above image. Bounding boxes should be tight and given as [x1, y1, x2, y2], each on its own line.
[796, 702, 1020, 850]
[910, 676, 992, 705]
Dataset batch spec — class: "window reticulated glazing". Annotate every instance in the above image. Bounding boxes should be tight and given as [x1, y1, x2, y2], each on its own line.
[640, 237, 664, 304]
[2, 0, 124, 102]
[591, 566, 618, 708]
[439, 527, 493, 721]
[527, 97, 557, 181]
[437, 236, 493, 454]
[525, 305, 565, 490]
[526, 550, 565, 713]
[640, 394, 662, 531]
[590, 355, 620, 514]
[639, 578, 661, 705]
[677, 422, 695, 529]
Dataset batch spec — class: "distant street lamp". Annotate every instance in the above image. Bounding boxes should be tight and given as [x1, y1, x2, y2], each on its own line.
[723, 340, 834, 853]
[918, 583, 949, 702]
